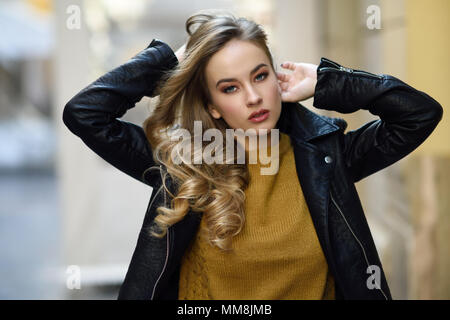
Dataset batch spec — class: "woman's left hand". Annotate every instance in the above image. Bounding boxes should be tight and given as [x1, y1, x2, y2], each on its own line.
[277, 62, 318, 102]
[175, 42, 187, 63]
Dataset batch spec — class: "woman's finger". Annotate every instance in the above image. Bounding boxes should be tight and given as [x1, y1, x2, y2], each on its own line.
[281, 61, 296, 71]
[276, 72, 287, 81]
[278, 72, 291, 83]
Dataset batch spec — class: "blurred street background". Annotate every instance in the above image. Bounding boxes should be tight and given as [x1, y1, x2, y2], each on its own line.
[0, 0, 449, 299]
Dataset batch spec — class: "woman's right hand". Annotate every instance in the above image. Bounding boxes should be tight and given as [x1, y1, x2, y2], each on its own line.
[175, 42, 187, 63]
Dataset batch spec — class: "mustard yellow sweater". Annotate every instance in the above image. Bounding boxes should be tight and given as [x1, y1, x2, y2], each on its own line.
[178, 132, 335, 299]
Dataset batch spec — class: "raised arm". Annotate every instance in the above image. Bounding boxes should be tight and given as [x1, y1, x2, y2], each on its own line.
[62, 39, 179, 187]
[313, 57, 443, 182]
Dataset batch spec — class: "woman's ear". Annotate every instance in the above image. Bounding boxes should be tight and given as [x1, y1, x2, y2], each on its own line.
[208, 103, 222, 119]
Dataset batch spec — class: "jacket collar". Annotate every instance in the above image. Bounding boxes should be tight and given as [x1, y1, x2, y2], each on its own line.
[276, 101, 341, 143]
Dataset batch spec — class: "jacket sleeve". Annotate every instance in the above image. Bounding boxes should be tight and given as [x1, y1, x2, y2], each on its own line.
[62, 38, 179, 187]
[313, 57, 444, 183]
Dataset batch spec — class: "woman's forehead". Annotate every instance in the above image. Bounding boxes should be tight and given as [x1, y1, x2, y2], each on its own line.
[206, 40, 269, 81]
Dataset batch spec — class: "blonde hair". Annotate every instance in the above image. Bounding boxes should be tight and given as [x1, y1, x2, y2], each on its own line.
[142, 9, 276, 251]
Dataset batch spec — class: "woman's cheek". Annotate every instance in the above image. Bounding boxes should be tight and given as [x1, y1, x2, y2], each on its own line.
[216, 100, 237, 120]
[223, 97, 241, 113]
[265, 80, 279, 100]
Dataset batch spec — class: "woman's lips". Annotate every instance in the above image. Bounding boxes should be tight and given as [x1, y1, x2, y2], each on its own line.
[249, 110, 270, 123]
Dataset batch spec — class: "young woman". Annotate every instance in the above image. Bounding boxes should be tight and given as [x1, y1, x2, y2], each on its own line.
[62, 10, 443, 300]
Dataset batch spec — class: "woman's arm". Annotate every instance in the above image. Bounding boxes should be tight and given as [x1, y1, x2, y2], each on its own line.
[313, 57, 444, 182]
[62, 38, 179, 187]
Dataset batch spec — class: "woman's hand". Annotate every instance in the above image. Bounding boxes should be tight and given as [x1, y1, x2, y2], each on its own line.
[175, 42, 187, 63]
[277, 62, 318, 102]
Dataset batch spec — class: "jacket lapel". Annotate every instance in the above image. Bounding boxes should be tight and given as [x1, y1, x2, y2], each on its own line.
[276, 102, 341, 281]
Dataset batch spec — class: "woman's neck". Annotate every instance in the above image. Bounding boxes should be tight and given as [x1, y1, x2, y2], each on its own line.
[235, 130, 281, 161]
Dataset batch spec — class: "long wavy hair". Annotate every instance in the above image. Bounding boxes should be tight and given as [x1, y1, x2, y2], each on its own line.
[142, 9, 276, 251]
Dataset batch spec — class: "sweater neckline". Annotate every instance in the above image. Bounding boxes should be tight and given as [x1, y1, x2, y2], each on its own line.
[246, 132, 291, 167]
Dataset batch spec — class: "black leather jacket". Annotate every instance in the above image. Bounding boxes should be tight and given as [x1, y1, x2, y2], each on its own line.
[62, 39, 443, 300]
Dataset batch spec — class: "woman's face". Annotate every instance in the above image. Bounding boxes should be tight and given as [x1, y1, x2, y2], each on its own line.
[205, 39, 282, 136]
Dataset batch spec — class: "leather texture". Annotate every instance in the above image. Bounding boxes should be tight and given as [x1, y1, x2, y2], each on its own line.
[62, 38, 443, 300]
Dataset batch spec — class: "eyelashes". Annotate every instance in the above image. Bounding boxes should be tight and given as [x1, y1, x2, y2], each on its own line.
[222, 72, 269, 94]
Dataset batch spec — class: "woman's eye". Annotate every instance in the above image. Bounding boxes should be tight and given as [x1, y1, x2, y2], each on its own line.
[223, 86, 236, 93]
[256, 72, 268, 81]
[222, 72, 268, 94]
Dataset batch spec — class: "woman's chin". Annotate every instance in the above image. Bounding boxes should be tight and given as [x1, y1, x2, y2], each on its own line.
[254, 125, 276, 136]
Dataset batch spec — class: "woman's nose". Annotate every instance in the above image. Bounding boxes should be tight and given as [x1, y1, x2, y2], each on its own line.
[246, 86, 262, 106]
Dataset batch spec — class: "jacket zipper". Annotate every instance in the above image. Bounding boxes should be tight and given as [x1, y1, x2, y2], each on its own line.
[319, 66, 384, 80]
[145, 165, 165, 210]
[148, 184, 163, 210]
[150, 166, 170, 300]
[150, 225, 170, 300]
[318, 58, 383, 80]
[329, 191, 388, 300]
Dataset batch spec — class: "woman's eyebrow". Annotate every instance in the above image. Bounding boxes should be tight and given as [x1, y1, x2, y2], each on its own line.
[215, 63, 268, 88]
